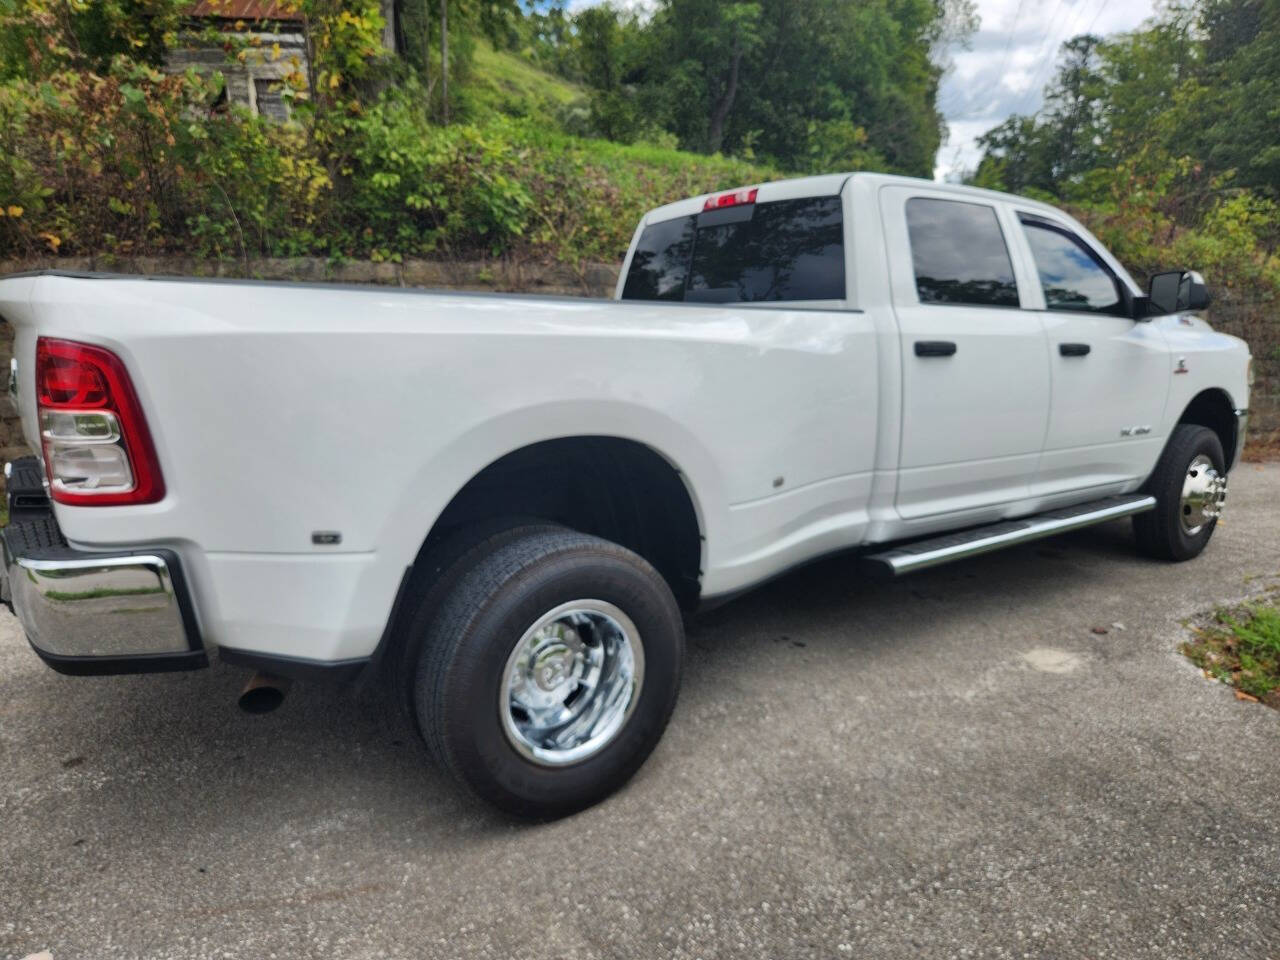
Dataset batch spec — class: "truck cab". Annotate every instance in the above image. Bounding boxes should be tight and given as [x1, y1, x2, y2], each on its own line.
[618, 174, 1248, 535]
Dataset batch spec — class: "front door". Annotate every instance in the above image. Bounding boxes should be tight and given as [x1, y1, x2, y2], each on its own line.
[880, 187, 1051, 521]
[1011, 212, 1170, 496]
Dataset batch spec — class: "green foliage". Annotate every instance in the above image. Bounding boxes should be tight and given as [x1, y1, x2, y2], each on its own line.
[184, 108, 333, 260]
[1183, 603, 1280, 702]
[0, 0, 780, 266]
[0, 54, 774, 265]
[303, 0, 387, 99]
[570, 4, 646, 143]
[554, 0, 967, 177]
[461, 40, 587, 128]
[333, 99, 777, 262]
[0, 0, 186, 80]
[0, 0, 972, 267]
[972, 0, 1280, 208]
[392, 0, 523, 122]
[1195, 0, 1280, 196]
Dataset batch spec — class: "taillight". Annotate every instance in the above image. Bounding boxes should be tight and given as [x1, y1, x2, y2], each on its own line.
[35, 337, 164, 505]
[703, 187, 758, 211]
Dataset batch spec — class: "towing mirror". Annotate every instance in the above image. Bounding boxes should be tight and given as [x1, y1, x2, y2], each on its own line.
[1148, 270, 1210, 314]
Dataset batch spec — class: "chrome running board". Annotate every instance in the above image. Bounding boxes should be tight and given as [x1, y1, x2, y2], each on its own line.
[861, 494, 1156, 578]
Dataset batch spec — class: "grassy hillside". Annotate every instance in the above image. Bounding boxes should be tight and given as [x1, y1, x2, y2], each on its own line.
[461, 42, 588, 128]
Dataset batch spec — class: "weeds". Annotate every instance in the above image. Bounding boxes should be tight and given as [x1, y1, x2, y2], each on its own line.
[1183, 603, 1280, 706]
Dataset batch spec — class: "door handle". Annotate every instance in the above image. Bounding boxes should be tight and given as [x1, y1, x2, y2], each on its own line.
[915, 340, 957, 357]
[1059, 342, 1091, 357]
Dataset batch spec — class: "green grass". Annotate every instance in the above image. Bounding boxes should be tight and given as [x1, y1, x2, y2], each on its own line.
[464, 42, 587, 126]
[1182, 603, 1280, 704]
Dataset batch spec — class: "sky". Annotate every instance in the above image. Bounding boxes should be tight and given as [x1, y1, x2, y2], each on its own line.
[936, 0, 1155, 180]
[564, 0, 1157, 182]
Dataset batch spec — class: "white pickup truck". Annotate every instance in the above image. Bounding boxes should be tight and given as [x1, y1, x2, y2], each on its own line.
[0, 173, 1252, 816]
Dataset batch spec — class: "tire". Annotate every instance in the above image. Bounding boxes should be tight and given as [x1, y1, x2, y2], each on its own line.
[381, 519, 565, 729]
[1133, 424, 1227, 561]
[409, 526, 684, 818]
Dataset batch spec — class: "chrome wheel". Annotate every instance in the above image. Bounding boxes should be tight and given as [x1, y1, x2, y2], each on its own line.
[1180, 454, 1227, 535]
[499, 599, 644, 767]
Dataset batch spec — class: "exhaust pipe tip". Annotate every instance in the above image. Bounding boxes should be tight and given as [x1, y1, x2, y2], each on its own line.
[238, 671, 291, 714]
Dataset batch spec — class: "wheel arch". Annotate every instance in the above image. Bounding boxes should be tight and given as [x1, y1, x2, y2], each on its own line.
[409, 435, 706, 611]
[1176, 388, 1241, 470]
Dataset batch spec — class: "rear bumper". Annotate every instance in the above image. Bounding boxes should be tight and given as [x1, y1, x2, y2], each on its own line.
[0, 458, 205, 675]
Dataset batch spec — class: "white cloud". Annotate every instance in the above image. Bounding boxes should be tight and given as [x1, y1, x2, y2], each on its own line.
[565, 0, 655, 14]
[935, 0, 1156, 180]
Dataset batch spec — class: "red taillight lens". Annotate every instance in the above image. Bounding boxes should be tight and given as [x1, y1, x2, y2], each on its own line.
[39, 352, 110, 407]
[36, 337, 164, 505]
[703, 187, 758, 211]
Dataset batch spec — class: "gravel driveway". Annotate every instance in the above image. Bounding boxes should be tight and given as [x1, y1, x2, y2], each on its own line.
[3, 464, 1279, 960]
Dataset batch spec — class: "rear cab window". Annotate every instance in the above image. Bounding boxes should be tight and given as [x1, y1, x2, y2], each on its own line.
[904, 197, 1019, 308]
[621, 216, 696, 301]
[622, 195, 846, 304]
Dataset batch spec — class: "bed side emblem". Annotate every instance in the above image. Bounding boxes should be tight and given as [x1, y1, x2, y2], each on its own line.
[1174, 356, 1189, 375]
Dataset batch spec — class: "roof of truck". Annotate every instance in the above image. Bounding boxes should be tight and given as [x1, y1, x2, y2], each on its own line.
[640, 171, 1064, 226]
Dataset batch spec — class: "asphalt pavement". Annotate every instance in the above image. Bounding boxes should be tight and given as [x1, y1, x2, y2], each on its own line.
[3, 465, 1279, 959]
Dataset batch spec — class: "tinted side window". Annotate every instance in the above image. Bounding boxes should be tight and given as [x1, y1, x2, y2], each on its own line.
[686, 196, 845, 303]
[621, 215, 696, 301]
[905, 198, 1019, 307]
[1020, 218, 1124, 315]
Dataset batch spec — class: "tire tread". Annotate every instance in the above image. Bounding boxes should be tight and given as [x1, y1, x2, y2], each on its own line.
[1133, 423, 1224, 561]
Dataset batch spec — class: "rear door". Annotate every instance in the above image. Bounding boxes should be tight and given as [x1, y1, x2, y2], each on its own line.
[1011, 211, 1170, 494]
[879, 186, 1050, 520]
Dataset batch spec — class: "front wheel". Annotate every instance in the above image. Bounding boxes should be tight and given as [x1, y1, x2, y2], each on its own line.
[1133, 424, 1228, 561]
[410, 526, 684, 818]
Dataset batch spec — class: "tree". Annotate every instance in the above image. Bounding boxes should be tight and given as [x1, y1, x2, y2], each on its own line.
[440, 0, 449, 122]
[969, 34, 1107, 196]
[972, 115, 1052, 194]
[570, 0, 964, 176]
[1196, 0, 1280, 197]
[381, 0, 400, 54]
[388, 0, 518, 122]
[1039, 34, 1106, 186]
[573, 5, 645, 141]
[643, 0, 762, 154]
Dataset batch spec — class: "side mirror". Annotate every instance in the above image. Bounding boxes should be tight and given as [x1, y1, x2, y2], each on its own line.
[1148, 270, 1210, 314]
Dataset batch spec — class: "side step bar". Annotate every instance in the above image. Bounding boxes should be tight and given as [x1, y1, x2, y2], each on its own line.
[861, 494, 1156, 578]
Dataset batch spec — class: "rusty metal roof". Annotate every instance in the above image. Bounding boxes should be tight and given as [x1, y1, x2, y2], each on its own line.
[185, 1, 304, 22]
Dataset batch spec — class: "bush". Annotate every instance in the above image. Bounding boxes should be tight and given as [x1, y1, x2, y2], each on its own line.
[0, 62, 331, 260]
[0, 69, 776, 267]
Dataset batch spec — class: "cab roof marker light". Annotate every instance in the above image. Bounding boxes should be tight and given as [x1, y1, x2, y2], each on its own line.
[703, 188, 758, 211]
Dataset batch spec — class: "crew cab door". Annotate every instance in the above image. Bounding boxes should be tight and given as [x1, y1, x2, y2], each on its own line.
[1009, 211, 1170, 495]
[879, 186, 1050, 520]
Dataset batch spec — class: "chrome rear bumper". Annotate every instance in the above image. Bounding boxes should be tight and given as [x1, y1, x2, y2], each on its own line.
[1, 458, 205, 675]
